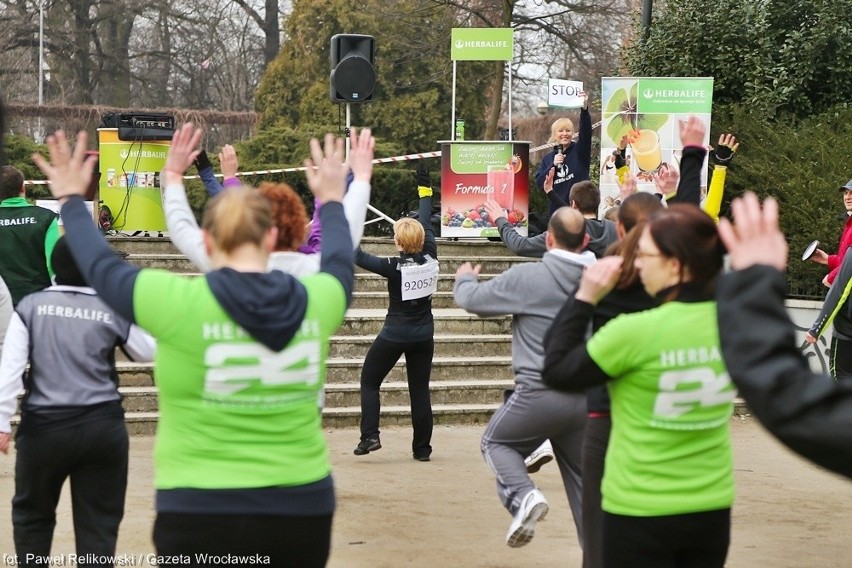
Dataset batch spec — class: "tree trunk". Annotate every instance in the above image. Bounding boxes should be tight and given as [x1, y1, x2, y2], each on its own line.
[263, 0, 280, 66]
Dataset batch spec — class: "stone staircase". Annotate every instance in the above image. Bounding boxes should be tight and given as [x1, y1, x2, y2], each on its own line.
[105, 236, 523, 434]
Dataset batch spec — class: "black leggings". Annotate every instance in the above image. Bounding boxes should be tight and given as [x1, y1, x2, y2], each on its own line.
[830, 336, 852, 382]
[13, 417, 128, 568]
[359, 335, 434, 455]
[153, 511, 333, 567]
[603, 508, 730, 568]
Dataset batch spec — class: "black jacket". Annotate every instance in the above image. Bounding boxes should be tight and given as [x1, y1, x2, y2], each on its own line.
[717, 265, 852, 479]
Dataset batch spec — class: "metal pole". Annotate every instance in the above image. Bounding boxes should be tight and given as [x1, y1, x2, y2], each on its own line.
[507, 60, 513, 141]
[451, 61, 457, 140]
[641, 0, 653, 39]
[37, 0, 44, 141]
[345, 103, 351, 161]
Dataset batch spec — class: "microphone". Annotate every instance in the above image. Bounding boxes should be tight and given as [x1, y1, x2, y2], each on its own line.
[551, 145, 562, 171]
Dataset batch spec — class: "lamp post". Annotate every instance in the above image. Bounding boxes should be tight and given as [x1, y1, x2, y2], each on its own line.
[641, 0, 653, 39]
[36, 0, 44, 142]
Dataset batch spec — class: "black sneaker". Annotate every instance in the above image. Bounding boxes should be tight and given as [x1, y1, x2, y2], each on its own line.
[413, 453, 431, 462]
[353, 438, 381, 456]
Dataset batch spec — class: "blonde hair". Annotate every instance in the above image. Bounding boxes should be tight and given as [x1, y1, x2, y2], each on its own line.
[201, 186, 273, 254]
[547, 118, 575, 144]
[394, 218, 425, 254]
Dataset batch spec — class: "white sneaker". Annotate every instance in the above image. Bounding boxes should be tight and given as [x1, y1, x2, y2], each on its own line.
[524, 440, 554, 474]
[506, 489, 549, 547]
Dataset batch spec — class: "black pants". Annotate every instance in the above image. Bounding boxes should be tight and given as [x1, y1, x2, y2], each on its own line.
[603, 508, 730, 568]
[13, 417, 128, 568]
[581, 415, 611, 568]
[830, 336, 852, 382]
[359, 335, 434, 456]
[153, 512, 333, 567]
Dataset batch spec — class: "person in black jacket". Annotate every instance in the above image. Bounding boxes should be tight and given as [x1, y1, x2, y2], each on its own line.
[535, 92, 591, 219]
[717, 192, 852, 479]
[353, 165, 437, 461]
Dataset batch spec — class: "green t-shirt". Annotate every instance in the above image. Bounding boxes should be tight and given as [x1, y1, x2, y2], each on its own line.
[587, 300, 735, 517]
[134, 269, 346, 490]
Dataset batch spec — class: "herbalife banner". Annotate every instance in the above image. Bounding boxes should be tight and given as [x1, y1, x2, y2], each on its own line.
[440, 142, 530, 238]
[598, 77, 713, 215]
[451, 28, 513, 61]
[98, 129, 169, 232]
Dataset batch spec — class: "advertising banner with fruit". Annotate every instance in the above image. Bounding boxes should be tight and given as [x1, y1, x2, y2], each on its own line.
[598, 77, 713, 216]
[440, 142, 529, 238]
[98, 128, 170, 232]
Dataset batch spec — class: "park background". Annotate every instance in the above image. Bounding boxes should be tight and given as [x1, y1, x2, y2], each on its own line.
[1, 0, 851, 296]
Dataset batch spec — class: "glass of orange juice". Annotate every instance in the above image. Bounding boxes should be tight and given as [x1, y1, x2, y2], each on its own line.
[631, 129, 663, 174]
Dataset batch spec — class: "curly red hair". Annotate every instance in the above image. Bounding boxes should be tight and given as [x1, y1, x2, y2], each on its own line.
[257, 182, 309, 252]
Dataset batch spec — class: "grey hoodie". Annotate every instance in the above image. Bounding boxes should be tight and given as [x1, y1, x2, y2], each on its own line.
[453, 249, 594, 388]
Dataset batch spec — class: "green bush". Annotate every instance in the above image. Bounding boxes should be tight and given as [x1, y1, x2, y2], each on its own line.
[711, 103, 852, 297]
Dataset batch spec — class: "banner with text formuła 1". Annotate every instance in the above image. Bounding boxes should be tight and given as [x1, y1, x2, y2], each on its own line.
[98, 128, 170, 232]
[598, 77, 713, 217]
[440, 142, 529, 238]
[451, 28, 513, 61]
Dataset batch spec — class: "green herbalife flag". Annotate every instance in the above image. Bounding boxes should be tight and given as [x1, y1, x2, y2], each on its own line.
[637, 78, 714, 114]
[451, 28, 513, 61]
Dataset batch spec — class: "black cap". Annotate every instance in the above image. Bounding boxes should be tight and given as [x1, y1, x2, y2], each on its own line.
[839, 179, 852, 192]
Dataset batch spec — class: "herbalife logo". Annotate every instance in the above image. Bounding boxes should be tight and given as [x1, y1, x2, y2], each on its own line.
[643, 88, 654, 99]
[120, 149, 129, 159]
[454, 40, 508, 49]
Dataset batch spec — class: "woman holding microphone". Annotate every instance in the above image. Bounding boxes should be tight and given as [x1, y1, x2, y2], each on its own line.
[535, 91, 591, 219]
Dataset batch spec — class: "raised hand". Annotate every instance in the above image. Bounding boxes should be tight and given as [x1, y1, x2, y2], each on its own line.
[543, 167, 556, 193]
[617, 171, 639, 200]
[304, 133, 348, 203]
[31, 130, 97, 202]
[163, 123, 203, 177]
[348, 127, 375, 184]
[484, 199, 506, 224]
[718, 192, 788, 272]
[454, 261, 481, 281]
[653, 166, 679, 197]
[575, 256, 623, 305]
[678, 115, 707, 147]
[713, 133, 739, 167]
[219, 144, 239, 179]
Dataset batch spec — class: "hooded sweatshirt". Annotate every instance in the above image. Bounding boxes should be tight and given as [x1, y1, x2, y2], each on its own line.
[453, 249, 595, 389]
[58, 196, 354, 516]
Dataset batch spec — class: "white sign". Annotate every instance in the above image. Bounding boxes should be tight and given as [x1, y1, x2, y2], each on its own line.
[400, 259, 439, 301]
[548, 79, 584, 108]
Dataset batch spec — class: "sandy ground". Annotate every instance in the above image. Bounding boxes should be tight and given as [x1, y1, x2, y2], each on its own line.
[0, 417, 850, 567]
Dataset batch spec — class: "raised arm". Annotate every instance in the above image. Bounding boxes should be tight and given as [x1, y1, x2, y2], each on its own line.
[305, 132, 354, 302]
[484, 198, 546, 259]
[666, 116, 708, 206]
[717, 192, 852, 478]
[162, 126, 212, 271]
[703, 134, 739, 222]
[576, 92, 592, 169]
[343, 128, 374, 250]
[32, 130, 154, 322]
[194, 150, 224, 198]
[808, 249, 852, 341]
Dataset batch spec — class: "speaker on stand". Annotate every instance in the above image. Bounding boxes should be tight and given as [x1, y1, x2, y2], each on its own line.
[330, 34, 376, 160]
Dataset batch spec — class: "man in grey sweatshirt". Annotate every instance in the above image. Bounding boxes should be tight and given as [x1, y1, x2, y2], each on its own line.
[453, 207, 594, 550]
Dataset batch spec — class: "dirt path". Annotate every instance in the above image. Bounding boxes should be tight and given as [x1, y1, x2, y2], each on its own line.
[1, 417, 850, 567]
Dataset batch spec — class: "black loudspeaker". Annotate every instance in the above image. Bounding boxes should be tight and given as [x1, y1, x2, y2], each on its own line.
[329, 34, 376, 103]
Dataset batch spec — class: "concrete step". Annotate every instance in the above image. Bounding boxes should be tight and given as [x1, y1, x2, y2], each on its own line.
[108, 236, 520, 258]
[114, 379, 513, 414]
[113, 333, 512, 362]
[127, 254, 535, 275]
[354, 273, 497, 292]
[115, 403, 504, 435]
[110, 355, 514, 388]
[327, 334, 512, 359]
[338, 309, 511, 336]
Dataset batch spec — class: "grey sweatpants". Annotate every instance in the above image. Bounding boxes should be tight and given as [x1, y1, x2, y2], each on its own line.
[481, 382, 587, 544]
